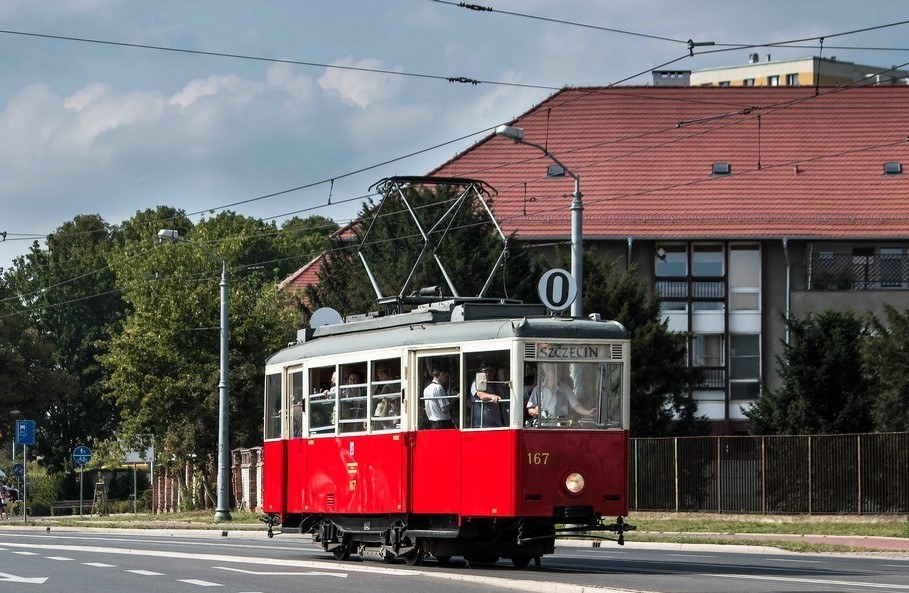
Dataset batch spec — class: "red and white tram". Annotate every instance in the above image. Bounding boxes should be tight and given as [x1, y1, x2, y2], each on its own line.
[262, 300, 634, 566]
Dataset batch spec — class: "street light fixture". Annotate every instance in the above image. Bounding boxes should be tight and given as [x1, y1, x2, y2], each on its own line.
[495, 124, 584, 318]
[157, 229, 232, 522]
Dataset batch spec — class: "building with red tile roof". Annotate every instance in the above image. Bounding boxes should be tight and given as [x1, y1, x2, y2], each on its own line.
[426, 85, 909, 433]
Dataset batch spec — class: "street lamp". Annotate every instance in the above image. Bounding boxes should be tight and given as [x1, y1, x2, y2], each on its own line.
[496, 124, 584, 318]
[157, 229, 232, 522]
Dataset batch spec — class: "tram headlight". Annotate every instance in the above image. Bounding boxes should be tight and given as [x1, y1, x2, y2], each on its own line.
[564, 472, 586, 494]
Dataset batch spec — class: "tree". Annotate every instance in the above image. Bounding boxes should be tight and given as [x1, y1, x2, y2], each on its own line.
[746, 310, 874, 435]
[101, 210, 307, 507]
[582, 252, 706, 437]
[4, 214, 124, 470]
[863, 304, 909, 432]
[306, 183, 541, 315]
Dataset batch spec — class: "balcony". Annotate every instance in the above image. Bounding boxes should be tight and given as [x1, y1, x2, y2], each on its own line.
[809, 253, 908, 290]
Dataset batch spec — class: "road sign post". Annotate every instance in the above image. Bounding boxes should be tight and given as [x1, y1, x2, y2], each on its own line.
[73, 445, 92, 517]
[14, 420, 35, 524]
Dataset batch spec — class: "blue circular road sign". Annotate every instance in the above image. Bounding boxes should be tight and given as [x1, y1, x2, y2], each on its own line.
[12, 463, 24, 477]
[73, 445, 92, 466]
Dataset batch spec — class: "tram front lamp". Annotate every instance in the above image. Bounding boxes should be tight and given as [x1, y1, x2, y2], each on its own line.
[565, 472, 586, 494]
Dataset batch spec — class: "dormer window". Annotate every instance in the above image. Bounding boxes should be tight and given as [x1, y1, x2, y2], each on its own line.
[884, 162, 903, 175]
[711, 162, 731, 176]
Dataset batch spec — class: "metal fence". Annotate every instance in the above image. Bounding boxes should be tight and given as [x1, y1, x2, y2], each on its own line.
[629, 432, 909, 514]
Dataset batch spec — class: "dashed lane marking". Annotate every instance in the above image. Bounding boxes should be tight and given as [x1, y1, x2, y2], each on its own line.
[126, 569, 166, 576]
[83, 562, 117, 567]
[12, 551, 39, 555]
[179, 579, 223, 587]
[45, 556, 74, 561]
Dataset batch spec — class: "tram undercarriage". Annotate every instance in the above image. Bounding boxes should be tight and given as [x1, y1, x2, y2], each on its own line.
[267, 512, 634, 567]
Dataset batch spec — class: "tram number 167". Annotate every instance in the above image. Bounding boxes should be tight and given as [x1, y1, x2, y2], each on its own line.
[527, 452, 550, 465]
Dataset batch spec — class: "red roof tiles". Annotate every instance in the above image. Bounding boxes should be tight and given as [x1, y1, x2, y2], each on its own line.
[431, 86, 909, 240]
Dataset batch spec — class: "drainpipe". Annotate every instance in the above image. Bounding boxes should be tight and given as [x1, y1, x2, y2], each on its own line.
[626, 236, 633, 270]
[782, 237, 791, 344]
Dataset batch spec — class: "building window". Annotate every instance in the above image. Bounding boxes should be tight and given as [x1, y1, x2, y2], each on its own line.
[719, 80, 731, 87]
[655, 244, 687, 277]
[692, 244, 723, 276]
[730, 334, 760, 400]
[786, 73, 799, 86]
[729, 244, 760, 310]
[743, 78, 755, 87]
[768, 75, 780, 86]
[693, 334, 724, 367]
[880, 248, 904, 288]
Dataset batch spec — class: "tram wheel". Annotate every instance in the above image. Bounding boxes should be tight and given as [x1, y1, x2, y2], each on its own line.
[511, 555, 532, 568]
[332, 539, 352, 561]
[403, 546, 425, 566]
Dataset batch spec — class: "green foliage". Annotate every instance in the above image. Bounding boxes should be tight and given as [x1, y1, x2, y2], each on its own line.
[306, 185, 541, 315]
[583, 253, 706, 437]
[747, 310, 874, 435]
[863, 304, 909, 432]
[101, 210, 308, 496]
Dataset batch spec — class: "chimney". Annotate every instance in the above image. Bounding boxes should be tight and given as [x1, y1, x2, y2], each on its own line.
[766, 54, 771, 62]
[749, 52, 759, 64]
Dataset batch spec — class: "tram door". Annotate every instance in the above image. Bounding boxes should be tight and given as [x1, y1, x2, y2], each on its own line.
[409, 349, 462, 514]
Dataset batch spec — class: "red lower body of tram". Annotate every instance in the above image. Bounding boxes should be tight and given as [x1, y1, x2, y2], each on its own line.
[262, 428, 633, 566]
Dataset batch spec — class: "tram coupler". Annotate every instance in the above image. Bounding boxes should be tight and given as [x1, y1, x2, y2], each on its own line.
[601, 516, 636, 545]
[259, 514, 280, 538]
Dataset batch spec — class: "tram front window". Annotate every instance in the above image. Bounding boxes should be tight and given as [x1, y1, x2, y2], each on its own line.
[525, 360, 624, 429]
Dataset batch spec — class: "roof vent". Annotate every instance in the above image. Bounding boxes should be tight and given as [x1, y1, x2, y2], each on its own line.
[884, 162, 903, 175]
[711, 162, 731, 176]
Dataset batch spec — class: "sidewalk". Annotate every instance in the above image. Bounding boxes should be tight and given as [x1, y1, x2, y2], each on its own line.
[635, 530, 909, 552]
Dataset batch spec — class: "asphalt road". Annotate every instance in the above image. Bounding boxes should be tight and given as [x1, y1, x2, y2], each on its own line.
[0, 528, 907, 593]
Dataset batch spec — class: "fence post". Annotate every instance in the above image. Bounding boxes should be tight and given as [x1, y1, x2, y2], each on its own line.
[857, 434, 862, 515]
[633, 439, 638, 510]
[673, 438, 679, 513]
[807, 435, 813, 515]
[716, 437, 722, 513]
[761, 436, 766, 515]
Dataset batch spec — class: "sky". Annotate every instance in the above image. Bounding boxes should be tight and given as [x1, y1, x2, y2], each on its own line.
[1, 0, 908, 271]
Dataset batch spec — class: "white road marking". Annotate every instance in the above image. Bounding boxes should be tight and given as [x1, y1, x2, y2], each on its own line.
[707, 572, 909, 590]
[45, 556, 74, 561]
[83, 562, 117, 567]
[12, 551, 39, 555]
[0, 571, 48, 584]
[775, 558, 824, 563]
[214, 566, 347, 578]
[126, 569, 166, 576]
[666, 553, 717, 558]
[179, 579, 223, 587]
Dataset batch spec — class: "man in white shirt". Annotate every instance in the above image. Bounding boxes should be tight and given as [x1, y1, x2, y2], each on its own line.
[423, 368, 455, 429]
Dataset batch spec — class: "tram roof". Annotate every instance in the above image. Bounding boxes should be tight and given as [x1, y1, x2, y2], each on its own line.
[266, 302, 628, 365]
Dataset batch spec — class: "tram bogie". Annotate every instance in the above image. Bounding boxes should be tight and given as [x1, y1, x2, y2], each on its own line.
[262, 301, 636, 565]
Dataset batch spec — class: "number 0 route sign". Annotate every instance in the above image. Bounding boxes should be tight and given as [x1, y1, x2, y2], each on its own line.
[73, 445, 92, 466]
[538, 268, 577, 312]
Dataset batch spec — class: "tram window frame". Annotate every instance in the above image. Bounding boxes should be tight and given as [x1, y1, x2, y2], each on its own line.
[415, 351, 461, 430]
[338, 363, 369, 434]
[307, 364, 337, 436]
[370, 358, 402, 432]
[464, 350, 511, 430]
[264, 372, 282, 440]
[288, 367, 304, 438]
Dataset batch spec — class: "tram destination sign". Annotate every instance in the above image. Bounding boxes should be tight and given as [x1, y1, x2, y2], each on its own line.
[533, 344, 608, 360]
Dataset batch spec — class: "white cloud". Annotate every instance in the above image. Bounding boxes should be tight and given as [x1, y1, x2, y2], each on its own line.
[169, 73, 261, 109]
[317, 57, 403, 109]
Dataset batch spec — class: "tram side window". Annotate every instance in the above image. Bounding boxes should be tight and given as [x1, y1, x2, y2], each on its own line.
[465, 351, 511, 429]
[308, 365, 336, 435]
[418, 354, 461, 430]
[265, 373, 282, 439]
[338, 363, 368, 434]
[289, 370, 304, 438]
[371, 358, 402, 431]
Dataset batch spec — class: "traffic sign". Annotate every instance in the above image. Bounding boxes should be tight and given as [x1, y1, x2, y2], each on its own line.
[14, 419, 36, 446]
[538, 268, 577, 312]
[73, 445, 92, 466]
[12, 463, 24, 477]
